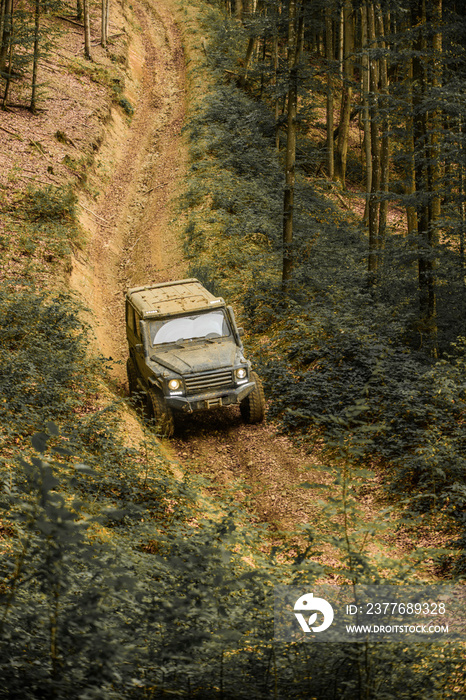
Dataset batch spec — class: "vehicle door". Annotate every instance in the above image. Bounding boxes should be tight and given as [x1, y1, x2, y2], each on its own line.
[126, 304, 147, 380]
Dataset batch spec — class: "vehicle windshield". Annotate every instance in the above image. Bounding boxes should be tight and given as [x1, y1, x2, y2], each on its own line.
[149, 311, 230, 346]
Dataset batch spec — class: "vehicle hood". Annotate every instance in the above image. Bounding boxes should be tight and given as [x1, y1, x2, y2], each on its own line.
[150, 340, 240, 375]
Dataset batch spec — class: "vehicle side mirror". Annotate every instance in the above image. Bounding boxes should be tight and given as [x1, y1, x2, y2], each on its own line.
[237, 327, 244, 336]
[135, 343, 143, 353]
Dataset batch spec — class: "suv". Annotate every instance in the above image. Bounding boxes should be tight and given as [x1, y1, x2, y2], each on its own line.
[125, 279, 265, 436]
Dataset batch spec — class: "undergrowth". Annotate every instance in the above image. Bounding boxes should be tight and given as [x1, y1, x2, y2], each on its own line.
[1, 184, 83, 275]
[180, 0, 466, 577]
[1, 0, 465, 697]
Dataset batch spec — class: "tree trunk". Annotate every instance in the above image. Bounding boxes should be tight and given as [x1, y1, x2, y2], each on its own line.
[405, 37, 417, 238]
[30, 0, 40, 114]
[83, 0, 91, 60]
[0, 0, 5, 67]
[460, 117, 466, 298]
[1, 0, 13, 110]
[361, 2, 371, 219]
[338, 5, 344, 79]
[259, 32, 267, 98]
[273, 33, 280, 151]
[325, 3, 334, 179]
[239, 0, 262, 87]
[376, 2, 389, 248]
[240, 36, 256, 87]
[282, 0, 304, 290]
[335, 0, 353, 188]
[429, 0, 442, 225]
[0, 0, 12, 73]
[101, 0, 109, 49]
[412, 0, 438, 356]
[367, 1, 380, 282]
[425, 0, 442, 356]
[282, 77, 297, 286]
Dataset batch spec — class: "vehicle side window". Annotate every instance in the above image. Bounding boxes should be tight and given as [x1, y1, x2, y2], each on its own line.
[126, 304, 135, 333]
[134, 311, 142, 339]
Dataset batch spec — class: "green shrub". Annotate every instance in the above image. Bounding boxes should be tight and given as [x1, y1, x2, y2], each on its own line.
[118, 96, 134, 117]
[23, 184, 76, 222]
[0, 286, 95, 436]
[15, 185, 84, 258]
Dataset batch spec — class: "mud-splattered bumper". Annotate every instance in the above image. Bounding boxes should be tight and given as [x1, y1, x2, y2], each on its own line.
[165, 381, 255, 413]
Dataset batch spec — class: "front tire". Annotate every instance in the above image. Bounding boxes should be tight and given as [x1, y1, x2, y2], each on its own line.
[148, 388, 175, 438]
[240, 371, 266, 424]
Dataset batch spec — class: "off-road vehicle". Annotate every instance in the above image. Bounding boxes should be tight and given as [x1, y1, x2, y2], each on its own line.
[125, 278, 266, 436]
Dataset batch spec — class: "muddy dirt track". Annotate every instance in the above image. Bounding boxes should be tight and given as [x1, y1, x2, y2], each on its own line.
[70, 0, 341, 542]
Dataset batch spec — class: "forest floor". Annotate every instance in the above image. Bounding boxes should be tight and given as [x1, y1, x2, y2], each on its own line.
[70, 0, 341, 567]
[0, 0, 437, 575]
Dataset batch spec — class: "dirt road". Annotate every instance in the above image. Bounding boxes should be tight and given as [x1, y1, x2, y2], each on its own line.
[70, 0, 336, 541]
[71, 0, 186, 370]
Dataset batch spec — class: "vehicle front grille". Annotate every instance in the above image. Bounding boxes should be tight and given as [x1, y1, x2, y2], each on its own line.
[184, 369, 233, 395]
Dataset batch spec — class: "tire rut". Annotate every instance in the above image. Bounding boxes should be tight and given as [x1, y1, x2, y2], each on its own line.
[170, 408, 330, 536]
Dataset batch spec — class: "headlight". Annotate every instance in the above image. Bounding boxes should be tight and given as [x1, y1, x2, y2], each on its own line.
[235, 367, 247, 381]
[168, 379, 181, 391]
